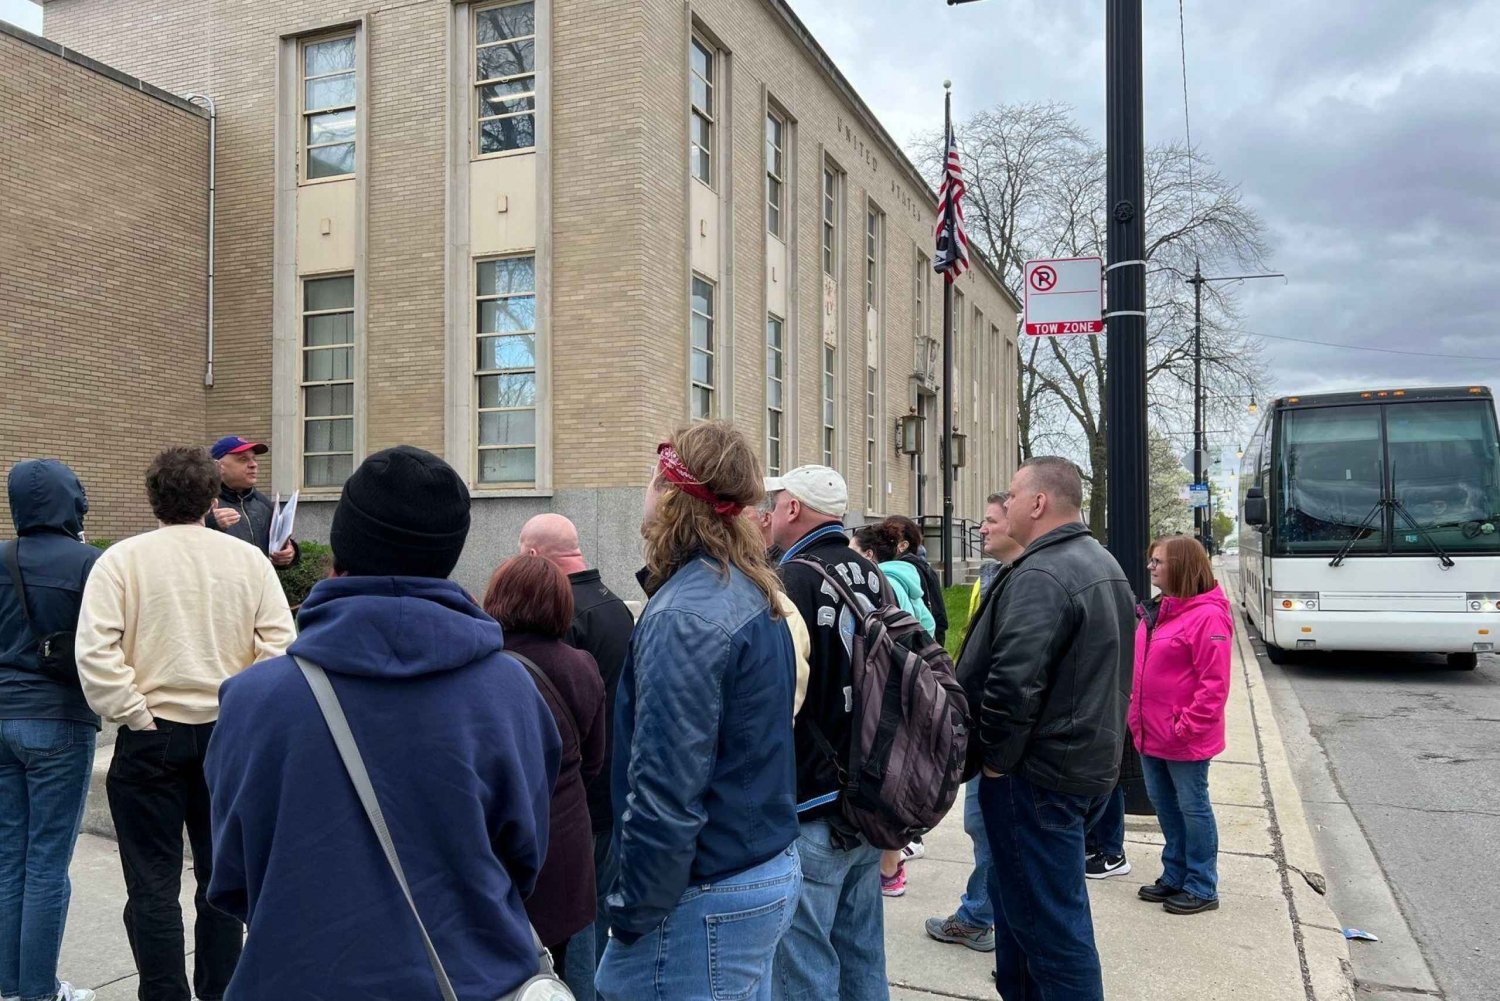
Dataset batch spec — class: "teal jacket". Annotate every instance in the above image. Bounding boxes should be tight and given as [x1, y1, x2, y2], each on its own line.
[879, 560, 937, 634]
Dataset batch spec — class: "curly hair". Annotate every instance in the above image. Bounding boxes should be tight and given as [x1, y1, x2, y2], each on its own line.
[641, 421, 784, 618]
[146, 446, 221, 525]
[853, 523, 904, 563]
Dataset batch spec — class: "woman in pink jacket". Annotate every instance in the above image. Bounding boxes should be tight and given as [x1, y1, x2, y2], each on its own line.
[1128, 536, 1232, 916]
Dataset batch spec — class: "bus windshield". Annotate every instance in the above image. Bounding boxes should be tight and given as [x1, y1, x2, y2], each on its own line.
[1274, 399, 1500, 556]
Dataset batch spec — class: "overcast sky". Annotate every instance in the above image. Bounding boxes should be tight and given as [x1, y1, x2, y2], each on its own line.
[6, 0, 1495, 409]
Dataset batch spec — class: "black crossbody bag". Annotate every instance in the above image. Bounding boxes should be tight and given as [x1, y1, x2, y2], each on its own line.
[2, 539, 81, 687]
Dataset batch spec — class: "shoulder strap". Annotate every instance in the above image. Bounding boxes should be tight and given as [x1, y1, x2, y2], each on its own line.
[295, 656, 553, 1000]
[508, 650, 581, 749]
[3, 540, 41, 641]
[790, 554, 893, 613]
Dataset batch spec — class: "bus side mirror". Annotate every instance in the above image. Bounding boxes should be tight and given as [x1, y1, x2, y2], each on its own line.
[1244, 486, 1268, 528]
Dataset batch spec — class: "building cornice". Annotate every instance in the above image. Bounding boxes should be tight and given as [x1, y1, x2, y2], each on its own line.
[2, 19, 208, 118]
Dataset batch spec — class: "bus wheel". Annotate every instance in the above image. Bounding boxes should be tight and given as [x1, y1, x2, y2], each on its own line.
[1264, 642, 1293, 665]
[1447, 652, 1479, 671]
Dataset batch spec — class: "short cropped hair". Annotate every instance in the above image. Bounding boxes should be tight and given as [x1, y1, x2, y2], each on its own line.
[986, 492, 1009, 507]
[146, 447, 221, 525]
[1151, 535, 1216, 599]
[483, 555, 575, 639]
[1020, 456, 1084, 511]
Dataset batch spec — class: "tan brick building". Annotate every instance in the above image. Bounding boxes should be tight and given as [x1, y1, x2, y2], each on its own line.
[0, 22, 209, 543]
[33, 0, 1019, 593]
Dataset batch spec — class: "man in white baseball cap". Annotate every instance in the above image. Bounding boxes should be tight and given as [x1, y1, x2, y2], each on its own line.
[766, 465, 893, 997]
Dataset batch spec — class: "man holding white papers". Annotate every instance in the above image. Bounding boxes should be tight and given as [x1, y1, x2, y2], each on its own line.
[204, 435, 299, 568]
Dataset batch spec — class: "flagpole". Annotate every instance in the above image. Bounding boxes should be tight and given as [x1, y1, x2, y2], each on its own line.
[940, 81, 956, 589]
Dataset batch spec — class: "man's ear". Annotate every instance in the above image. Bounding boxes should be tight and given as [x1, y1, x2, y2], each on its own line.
[786, 497, 801, 521]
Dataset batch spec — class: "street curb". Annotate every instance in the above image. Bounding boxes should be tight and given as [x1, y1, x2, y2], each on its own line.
[1232, 588, 1356, 1001]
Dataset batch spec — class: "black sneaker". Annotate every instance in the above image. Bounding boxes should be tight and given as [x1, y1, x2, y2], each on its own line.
[1163, 891, 1220, 915]
[1137, 879, 1182, 903]
[1085, 853, 1131, 879]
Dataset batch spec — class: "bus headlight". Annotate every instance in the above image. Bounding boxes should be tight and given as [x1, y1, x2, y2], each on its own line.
[1466, 593, 1500, 612]
[1273, 591, 1319, 611]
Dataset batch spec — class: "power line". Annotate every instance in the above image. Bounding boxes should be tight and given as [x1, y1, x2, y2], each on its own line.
[1178, 0, 1196, 216]
[1250, 329, 1500, 362]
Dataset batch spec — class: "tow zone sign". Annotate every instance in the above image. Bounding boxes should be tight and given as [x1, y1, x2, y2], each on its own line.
[1023, 256, 1104, 335]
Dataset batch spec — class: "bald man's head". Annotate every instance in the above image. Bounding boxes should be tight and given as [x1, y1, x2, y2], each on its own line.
[518, 513, 587, 574]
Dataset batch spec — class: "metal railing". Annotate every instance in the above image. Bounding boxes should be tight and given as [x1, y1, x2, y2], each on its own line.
[918, 515, 982, 563]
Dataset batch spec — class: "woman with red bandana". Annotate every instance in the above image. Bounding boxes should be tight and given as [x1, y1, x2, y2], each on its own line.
[595, 421, 802, 1001]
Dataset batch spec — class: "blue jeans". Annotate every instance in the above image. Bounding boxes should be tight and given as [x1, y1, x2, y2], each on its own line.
[0, 720, 96, 1001]
[955, 781, 993, 929]
[1140, 756, 1218, 899]
[1083, 784, 1125, 857]
[980, 774, 1103, 1001]
[563, 831, 618, 1001]
[596, 845, 800, 1001]
[772, 820, 887, 1001]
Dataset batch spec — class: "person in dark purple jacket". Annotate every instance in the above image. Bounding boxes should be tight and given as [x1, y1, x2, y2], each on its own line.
[484, 554, 606, 991]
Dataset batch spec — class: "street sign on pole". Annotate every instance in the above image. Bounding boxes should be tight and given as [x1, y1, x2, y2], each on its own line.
[1189, 483, 1210, 508]
[1023, 256, 1104, 336]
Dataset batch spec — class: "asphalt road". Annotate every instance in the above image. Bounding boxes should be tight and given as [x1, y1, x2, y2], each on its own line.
[1233, 555, 1500, 1000]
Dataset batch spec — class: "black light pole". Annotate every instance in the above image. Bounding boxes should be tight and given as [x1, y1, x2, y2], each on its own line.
[1105, 0, 1149, 599]
[940, 82, 956, 588]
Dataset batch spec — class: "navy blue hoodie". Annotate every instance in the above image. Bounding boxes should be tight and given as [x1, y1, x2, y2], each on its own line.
[205, 575, 561, 1000]
[1, 459, 100, 726]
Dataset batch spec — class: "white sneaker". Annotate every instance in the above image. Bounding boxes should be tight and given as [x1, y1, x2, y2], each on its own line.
[59, 983, 97, 1001]
[900, 840, 926, 862]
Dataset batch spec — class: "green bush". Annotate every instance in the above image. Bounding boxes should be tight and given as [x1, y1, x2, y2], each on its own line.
[88, 538, 114, 550]
[279, 540, 334, 610]
[943, 583, 974, 659]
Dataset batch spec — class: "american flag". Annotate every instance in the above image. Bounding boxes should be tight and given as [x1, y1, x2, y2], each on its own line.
[933, 125, 969, 281]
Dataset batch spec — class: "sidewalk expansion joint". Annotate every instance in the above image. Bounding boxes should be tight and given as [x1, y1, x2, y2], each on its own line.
[887, 980, 993, 1000]
[1352, 980, 1443, 997]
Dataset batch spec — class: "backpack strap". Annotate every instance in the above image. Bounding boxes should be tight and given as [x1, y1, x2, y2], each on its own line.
[508, 650, 581, 749]
[3, 541, 42, 643]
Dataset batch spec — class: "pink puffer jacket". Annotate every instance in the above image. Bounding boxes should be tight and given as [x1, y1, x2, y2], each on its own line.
[1128, 584, 1233, 761]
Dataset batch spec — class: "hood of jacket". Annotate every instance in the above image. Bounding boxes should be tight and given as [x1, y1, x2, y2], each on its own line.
[289, 575, 503, 678]
[7, 459, 88, 539]
[1156, 583, 1230, 628]
[879, 559, 924, 596]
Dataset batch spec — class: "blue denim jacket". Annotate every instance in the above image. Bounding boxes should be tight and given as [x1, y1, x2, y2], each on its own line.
[608, 555, 799, 941]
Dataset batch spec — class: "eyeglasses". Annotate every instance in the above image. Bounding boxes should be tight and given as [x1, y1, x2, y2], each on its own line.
[1147, 558, 1165, 568]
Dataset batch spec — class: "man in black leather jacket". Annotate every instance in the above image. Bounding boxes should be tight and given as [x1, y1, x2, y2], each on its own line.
[955, 456, 1133, 1001]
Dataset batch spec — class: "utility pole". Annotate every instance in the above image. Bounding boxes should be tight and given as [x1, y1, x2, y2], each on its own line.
[1105, 0, 1149, 598]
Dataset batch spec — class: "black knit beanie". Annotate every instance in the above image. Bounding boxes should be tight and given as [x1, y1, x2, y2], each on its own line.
[330, 446, 471, 579]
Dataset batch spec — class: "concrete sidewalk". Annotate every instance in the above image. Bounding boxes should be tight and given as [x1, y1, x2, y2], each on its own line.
[54, 588, 1353, 999]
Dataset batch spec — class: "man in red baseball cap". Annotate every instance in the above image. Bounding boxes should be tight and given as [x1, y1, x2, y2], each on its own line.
[205, 436, 298, 567]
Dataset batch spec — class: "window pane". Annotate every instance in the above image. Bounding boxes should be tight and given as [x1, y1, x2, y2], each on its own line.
[478, 373, 537, 409]
[477, 334, 537, 370]
[691, 277, 713, 316]
[691, 313, 711, 351]
[305, 275, 354, 311]
[305, 37, 355, 75]
[304, 347, 353, 382]
[768, 378, 782, 410]
[479, 114, 535, 153]
[1276, 406, 1385, 552]
[307, 143, 355, 179]
[690, 39, 711, 82]
[767, 114, 782, 150]
[691, 144, 711, 184]
[691, 113, 712, 153]
[307, 109, 355, 146]
[304, 417, 353, 453]
[691, 74, 710, 115]
[479, 409, 536, 446]
[477, 38, 535, 80]
[692, 386, 713, 420]
[692, 348, 712, 386]
[767, 317, 783, 349]
[304, 383, 353, 418]
[477, 257, 536, 296]
[304, 453, 353, 488]
[476, 2, 535, 44]
[1388, 401, 1500, 553]
[305, 72, 355, 111]
[479, 296, 537, 334]
[304, 311, 353, 347]
[479, 447, 536, 484]
[478, 84, 536, 116]
[768, 201, 781, 236]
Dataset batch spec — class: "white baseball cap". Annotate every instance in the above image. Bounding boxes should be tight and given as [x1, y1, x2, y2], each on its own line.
[764, 465, 849, 518]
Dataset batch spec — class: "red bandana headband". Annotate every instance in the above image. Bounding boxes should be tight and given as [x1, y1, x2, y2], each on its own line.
[657, 442, 745, 518]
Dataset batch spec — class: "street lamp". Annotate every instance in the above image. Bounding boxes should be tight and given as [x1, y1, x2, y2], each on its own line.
[950, 430, 968, 469]
[897, 411, 924, 456]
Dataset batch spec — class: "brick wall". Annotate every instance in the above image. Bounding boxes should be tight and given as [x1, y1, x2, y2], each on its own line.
[0, 25, 208, 541]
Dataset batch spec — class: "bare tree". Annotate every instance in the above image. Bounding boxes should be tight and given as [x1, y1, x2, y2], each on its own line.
[917, 104, 1271, 540]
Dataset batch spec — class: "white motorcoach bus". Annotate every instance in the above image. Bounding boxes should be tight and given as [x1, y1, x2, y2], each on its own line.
[1239, 386, 1500, 669]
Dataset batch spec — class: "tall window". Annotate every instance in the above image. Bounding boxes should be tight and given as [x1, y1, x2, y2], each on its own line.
[301, 275, 355, 486]
[821, 167, 838, 275]
[691, 276, 715, 419]
[766, 112, 785, 237]
[475, 2, 537, 155]
[866, 368, 878, 510]
[302, 35, 356, 180]
[767, 314, 785, 475]
[865, 209, 881, 310]
[476, 257, 538, 484]
[914, 253, 928, 372]
[822, 344, 837, 467]
[690, 37, 715, 185]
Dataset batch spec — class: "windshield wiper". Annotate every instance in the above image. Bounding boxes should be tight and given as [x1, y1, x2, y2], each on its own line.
[1328, 500, 1386, 568]
[1390, 497, 1456, 568]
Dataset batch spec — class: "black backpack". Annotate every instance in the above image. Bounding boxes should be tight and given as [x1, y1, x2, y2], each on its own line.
[2, 539, 81, 688]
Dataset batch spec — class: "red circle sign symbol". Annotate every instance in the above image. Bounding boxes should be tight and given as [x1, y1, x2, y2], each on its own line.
[1030, 265, 1058, 292]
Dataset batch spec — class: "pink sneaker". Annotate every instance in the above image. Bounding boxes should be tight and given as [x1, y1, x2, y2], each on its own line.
[881, 862, 907, 897]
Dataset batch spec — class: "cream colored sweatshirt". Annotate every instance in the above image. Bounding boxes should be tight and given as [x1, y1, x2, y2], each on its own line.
[76, 523, 296, 730]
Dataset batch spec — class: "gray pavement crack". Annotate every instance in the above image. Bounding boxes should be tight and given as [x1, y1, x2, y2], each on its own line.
[887, 981, 991, 1000]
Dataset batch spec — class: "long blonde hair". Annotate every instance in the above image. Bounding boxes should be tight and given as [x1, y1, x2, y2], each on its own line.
[641, 421, 785, 618]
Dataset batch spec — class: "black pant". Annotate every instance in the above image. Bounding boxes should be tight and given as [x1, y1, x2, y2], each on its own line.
[106, 720, 242, 1001]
